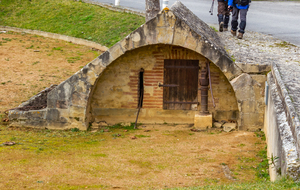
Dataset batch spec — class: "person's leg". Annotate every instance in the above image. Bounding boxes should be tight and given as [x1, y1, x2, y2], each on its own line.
[231, 7, 239, 36]
[239, 9, 248, 33]
[223, 1, 230, 30]
[237, 9, 248, 39]
[217, 2, 226, 32]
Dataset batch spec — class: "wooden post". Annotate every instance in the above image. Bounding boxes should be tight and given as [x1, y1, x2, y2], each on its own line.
[145, 0, 160, 22]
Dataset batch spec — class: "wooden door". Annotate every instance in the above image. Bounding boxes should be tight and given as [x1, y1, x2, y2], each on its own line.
[163, 59, 199, 110]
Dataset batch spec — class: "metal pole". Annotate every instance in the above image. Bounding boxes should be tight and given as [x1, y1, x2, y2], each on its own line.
[207, 62, 216, 108]
[115, 0, 120, 6]
[162, 0, 169, 9]
[199, 62, 209, 114]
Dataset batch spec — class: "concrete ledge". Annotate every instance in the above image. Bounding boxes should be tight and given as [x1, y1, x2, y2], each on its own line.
[0, 26, 108, 52]
[266, 72, 300, 181]
[81, 0, 145, 17]
[272, 63, 300, 153]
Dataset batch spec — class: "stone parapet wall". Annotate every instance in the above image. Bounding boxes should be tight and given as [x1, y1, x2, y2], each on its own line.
[265, 64, 300, 181]
[272, 64, 300, 152]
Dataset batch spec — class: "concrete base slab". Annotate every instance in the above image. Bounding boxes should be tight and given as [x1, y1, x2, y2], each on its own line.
[194, 113, 212, 129]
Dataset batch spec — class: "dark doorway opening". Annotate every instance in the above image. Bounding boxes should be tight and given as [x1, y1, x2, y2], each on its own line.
[138, 68, 144, 108]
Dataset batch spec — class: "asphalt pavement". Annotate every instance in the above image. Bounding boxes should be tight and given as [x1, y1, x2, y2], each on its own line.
[90, 0, 300, 46]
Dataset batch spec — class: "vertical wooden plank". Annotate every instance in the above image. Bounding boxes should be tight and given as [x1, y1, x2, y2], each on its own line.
[192, 60, 199, 109]
[163, 60, 168, 109]
[178, 60, 182, 110]
[182, 60, 187, 110]
[170, 60, 175, 109]
[186, 60, 191, 110]
[172, 59, 178, 110]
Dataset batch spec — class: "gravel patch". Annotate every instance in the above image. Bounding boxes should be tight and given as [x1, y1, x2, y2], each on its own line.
[219, 29, 300, 118]
[219, 30, 300, 66]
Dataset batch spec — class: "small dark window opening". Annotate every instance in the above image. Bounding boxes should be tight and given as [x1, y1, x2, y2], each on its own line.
[138, 68, 144, 108]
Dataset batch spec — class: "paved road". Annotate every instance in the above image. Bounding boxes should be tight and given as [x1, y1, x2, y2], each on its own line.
[90, 0, 300, 46]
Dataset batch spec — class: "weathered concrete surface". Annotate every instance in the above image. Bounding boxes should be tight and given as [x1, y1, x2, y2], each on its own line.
[272, 63, 300, 158]
[235, 63, 271, 74]
[194, 113, 212, 129]
[230, 73, 266, 131]
[265, 70, 300, 181]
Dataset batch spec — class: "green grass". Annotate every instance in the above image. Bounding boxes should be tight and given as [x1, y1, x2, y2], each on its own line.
[273, 41, 296, 48]
[0, 126, 106, 152]
[0, 124, 296, 189]
[168, 178, 300, 190]
[210, 26, 218, 32]
[0, 0, 145, 47]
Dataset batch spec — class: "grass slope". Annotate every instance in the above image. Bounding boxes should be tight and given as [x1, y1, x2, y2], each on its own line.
[169, 178, 300, 190]
[0, 0, 145, 47]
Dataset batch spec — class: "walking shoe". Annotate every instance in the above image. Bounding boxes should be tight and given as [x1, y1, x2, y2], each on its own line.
[237, 32, 243, 39]
[231, 30, 236, 36]
[223, 28, 228, 31]
[219, 22, 224, 32]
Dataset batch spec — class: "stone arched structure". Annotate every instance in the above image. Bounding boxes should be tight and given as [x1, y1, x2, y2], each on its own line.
[9, 1, 264, 131]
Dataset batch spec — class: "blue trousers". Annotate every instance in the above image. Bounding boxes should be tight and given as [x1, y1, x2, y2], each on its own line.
[231, 7, 248, 33]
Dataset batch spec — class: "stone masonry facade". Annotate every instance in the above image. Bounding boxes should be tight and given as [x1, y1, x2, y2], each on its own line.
[9, 1, 265, 131]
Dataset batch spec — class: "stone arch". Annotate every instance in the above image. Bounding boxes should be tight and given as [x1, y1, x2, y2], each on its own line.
[12, 1, 262, 131]
[45, 3, 243, 130]
[86, 44, 239, 127]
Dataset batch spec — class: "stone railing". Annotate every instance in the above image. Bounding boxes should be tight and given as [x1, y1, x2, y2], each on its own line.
[265, 63, 300, 181]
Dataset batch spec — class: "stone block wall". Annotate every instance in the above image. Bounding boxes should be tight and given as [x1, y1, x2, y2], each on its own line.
[230, 73, 266, 131]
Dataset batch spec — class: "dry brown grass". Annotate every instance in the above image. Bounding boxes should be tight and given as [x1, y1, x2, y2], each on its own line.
[0, 124, 265, 189]
[0, 31, 100, 112]
[0, 32, 266, 189]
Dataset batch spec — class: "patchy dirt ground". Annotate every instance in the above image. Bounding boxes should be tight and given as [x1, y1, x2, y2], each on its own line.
[0, 31, 266, 189]
[0, 124, 266, 189]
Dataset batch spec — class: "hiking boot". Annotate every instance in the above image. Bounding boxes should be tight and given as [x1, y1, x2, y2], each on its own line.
[231, 30, 236, 36]
[237, 32, 244, 39]
[219, 22, 224, 32]
[223, 28, 228, 31]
